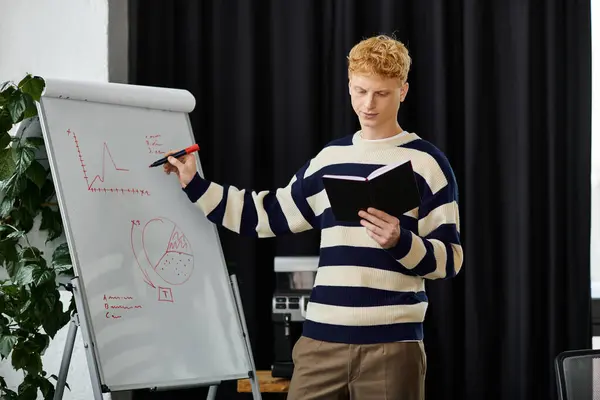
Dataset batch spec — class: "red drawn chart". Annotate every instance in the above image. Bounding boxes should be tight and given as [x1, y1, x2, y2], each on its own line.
[67, 129, 150, 196]
[130, 217, 194, 301]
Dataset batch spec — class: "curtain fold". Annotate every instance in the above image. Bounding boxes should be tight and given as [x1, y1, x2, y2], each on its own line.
[129, 1, 592, 399]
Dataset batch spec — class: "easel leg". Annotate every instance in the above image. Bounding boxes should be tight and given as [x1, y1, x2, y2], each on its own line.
[53, 316, 78, 400]
[206, 385, 218, 400]
[70, 278, 105, 400]
[230, 274, 262, 400]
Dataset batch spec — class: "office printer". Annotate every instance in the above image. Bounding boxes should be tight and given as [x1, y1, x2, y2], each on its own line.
[271, 256, 318, 379]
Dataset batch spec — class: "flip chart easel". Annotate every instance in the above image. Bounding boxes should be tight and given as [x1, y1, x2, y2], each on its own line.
[33, 78, 262, 399]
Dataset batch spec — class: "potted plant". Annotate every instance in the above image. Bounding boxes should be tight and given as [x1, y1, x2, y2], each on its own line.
[0, 74, 74, 399]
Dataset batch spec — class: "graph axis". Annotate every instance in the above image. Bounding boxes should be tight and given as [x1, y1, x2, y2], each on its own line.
[67, 129, 150, 196]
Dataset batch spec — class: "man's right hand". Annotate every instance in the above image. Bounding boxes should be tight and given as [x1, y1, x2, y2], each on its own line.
[163, 150, 197, 188]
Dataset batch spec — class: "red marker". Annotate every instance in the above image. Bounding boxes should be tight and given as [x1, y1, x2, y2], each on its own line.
[149, 144, 199, 167]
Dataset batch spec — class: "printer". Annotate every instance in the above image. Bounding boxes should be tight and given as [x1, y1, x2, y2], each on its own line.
[271, 256, 318, 379]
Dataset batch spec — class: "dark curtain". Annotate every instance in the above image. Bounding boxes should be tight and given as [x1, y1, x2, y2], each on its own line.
[127, 1, 592, 399]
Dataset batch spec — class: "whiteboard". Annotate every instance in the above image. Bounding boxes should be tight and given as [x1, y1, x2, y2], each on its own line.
[36, 78, 252, 392]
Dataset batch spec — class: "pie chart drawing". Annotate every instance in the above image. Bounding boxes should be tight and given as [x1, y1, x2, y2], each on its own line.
[142, 217, 194, 285]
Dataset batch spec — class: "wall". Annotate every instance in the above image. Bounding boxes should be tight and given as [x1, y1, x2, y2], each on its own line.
[0, 0, 109, 84]
[0, 0, 129, 398]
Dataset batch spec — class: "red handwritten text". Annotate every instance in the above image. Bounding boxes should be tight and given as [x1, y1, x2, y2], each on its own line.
[146, 134, 165, 155]
[104, 295, 133, 300]
[158, 286, 174, 302]
[103, 294, 143, 319]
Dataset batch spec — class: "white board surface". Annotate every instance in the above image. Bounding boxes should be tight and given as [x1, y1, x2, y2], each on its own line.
[37, 78, 251, 392]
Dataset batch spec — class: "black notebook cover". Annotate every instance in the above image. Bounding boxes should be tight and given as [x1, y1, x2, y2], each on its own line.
[322, 161, 421, 222]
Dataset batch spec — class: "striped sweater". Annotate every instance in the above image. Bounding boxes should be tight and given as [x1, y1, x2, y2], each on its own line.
[183, 131, 463, 344]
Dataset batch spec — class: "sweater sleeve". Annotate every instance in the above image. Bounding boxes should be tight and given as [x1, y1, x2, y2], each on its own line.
[385, 155, 463, 280]
[181, 161, 316, 238]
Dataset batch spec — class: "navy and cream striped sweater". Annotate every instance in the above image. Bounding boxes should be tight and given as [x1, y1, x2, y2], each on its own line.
[183, 131, 463, 345]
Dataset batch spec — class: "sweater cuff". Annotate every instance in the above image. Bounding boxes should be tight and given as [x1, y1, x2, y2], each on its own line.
[182, 172, 210, 203]
[385, 227, 414, 260]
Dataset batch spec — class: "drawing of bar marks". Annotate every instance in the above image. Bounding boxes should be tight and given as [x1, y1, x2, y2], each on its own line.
[67, 129, 150, 196]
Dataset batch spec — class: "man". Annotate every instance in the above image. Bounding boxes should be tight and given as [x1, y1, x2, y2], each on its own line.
[164, 34, 463, 400]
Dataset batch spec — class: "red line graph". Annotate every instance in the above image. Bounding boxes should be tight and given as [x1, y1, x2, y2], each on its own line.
[67, 129, 150, 196]
[87, 143, 129, 188]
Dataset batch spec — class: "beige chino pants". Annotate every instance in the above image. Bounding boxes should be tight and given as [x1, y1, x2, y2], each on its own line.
[287, 336, 426, 400]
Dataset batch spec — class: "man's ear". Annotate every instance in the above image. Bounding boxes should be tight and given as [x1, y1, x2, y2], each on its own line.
[401, 82, 409, 102]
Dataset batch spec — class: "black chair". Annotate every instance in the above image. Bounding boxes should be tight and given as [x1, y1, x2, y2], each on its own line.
[555, 349, 600, 399]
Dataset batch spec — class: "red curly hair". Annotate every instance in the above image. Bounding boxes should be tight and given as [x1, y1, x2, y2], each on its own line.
[347, 35, 412, 83]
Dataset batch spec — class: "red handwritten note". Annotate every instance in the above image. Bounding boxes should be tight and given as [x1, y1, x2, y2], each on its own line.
[158, 286, 174, 302]
[146, 134, 165, 155]
[103, 294, 143, 320]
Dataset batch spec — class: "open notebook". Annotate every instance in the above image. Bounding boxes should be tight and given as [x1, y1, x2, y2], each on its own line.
[322, 161, 421, 222]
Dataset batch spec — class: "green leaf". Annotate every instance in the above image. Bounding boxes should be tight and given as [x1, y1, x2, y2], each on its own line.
[18, 75, 45, 102]
[0, 173, 27, 199]
[24, 333, 49, 355]
[0, 85, 16, 108]
[19, 299, 32, 315]
[25, 160, 47, 189]
[54, 265, 73, 276]
[49, 374, 70, 390]
[0, 309, 8, 330]
[0, 280, 19, 295]
[41, 296, 68, 338]
[10, 207, 34, 233]
[0, 81, 12, 91]
[21, 93, 37, 120]
[20, 246, 43, 262]
[13, 144, 35, 174]
[0, 238, 19, 268]
[0, 224, 13, 237]
[32, 267, 55, 286]
[41, 291, 57, 313]
[0, 131, 11, 149]
[51, 243, 71, 268]
[11, 346, 28, 370]
[40, 207, 62, 242]
[17, 373, 40, 400]
[34, 336, 50, 356]
[22, 137, 44, 150]
[39, 377, 55, 399]
[0, 388, 17, 400]
[0, 335, 17, 358]
[40, 177, 54, 201]
[0, 148, 16, 181]
[0, 108, 12, 134]
[0, 82, 17, 107]
[19, 298, 34, 314]
[6, 229, 24, 240]
[13, 263, 34, 286]
[0, 196, 14, 218]
[7, 248, 42, 286]
[21, 179, 42, 216]
[6, 92, 27, 124]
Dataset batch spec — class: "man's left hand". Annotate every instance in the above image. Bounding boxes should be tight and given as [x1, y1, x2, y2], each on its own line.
[358, 208, 400, 249]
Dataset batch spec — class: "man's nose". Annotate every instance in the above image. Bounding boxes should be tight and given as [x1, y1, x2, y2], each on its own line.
[365, 94, 375, 109]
